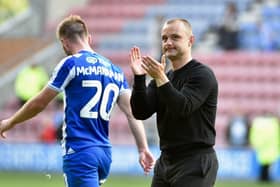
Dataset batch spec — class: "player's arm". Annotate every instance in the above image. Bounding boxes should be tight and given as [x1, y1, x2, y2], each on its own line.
[117, 90, 155, 174]
[0, 86, 58, 138]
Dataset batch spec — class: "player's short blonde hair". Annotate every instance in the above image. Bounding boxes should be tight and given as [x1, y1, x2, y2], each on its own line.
[56, 15, 89, 42]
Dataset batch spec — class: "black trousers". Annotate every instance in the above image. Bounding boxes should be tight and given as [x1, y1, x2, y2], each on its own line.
[151, 151, 218, 187]
[259, 164, 271, 182]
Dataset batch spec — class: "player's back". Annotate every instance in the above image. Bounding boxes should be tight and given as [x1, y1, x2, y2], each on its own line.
[48, 50, 129, 154]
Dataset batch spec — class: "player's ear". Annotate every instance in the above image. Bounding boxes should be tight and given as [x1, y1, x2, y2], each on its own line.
[61, 38, 69, 48]
[88, 34, 93, 46]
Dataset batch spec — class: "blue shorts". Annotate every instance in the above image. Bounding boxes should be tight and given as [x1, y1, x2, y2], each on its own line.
[63, 147, 112, 187]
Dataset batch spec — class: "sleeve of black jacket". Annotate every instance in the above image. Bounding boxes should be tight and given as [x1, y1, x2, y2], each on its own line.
[130, 75, 157, 120]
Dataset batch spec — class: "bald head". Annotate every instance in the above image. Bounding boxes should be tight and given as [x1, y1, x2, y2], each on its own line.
[163, 18, 193, 36]
[160, 18, 194, 67]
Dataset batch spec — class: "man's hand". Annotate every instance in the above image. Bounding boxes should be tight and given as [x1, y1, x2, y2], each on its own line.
[129, 46, 146, 75]
[139, 149, 155, 175]
[0, 119, 13, 138]
[142, 55, 169, 87]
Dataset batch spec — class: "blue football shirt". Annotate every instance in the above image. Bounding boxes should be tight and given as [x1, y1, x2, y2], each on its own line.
[48, 50, 130, 155]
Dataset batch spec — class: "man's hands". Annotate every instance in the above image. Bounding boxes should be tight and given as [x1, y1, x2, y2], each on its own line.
[130, 46, 169, 87]
[139, 149, 155, 175]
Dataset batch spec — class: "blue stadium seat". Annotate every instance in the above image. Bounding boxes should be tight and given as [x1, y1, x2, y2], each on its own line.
[238, 23, 261, 50]
[261, 6, 280, 21]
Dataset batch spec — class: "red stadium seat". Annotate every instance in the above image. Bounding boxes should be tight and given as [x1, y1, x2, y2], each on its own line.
[70, 5, 147, 19]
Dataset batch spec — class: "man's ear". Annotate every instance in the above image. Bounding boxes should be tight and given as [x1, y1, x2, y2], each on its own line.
[188, 35, 195, 47]
[61, 39, 69, 48]
[88, 34, 93, 46]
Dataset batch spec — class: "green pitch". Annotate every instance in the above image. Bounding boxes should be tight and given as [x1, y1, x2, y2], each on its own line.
[0, 172, 279, 187]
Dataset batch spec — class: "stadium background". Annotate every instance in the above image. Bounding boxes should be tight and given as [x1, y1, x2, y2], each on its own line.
[0, 0, 280, 186]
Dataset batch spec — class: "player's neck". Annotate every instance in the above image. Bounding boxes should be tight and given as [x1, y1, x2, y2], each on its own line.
[73, 44, 94, 54]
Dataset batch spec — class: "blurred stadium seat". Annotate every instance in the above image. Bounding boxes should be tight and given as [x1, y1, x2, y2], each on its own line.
[196, 52, 280, 146]
[239, 22, 261, 50]
[0, 37, 52, 76]
[70, 5, 147, 18]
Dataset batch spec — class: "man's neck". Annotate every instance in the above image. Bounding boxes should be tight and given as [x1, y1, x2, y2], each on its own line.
[72, 44, 94, 55]
[171, 55, 192, 70]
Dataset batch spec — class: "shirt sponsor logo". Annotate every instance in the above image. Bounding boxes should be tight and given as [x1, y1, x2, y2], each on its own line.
[86, 57, 98, 64]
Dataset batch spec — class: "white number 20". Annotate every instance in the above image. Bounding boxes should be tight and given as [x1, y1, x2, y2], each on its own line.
[80, 80, 119, 121]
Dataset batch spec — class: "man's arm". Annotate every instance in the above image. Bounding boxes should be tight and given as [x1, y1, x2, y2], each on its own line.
[117, 90, 155, 174]
[0, 86, 58, 138]
[129, 47, 162, 120]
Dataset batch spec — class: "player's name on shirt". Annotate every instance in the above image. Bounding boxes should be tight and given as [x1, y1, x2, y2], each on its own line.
[76, 65, 124, 82]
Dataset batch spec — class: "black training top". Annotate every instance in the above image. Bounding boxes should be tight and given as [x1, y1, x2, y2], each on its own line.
[131, 59, 218, 157]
